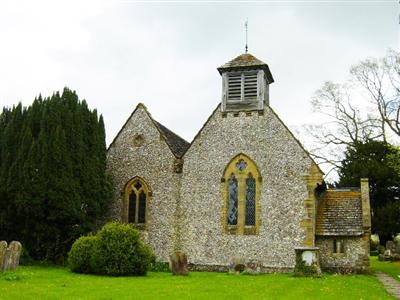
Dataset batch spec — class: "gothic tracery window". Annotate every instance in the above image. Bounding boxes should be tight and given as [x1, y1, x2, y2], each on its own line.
[124, 177, 150, 228]
[245, 173, 256, 226]
[223, 154, 261, 235]
[227, 174, 238, 225]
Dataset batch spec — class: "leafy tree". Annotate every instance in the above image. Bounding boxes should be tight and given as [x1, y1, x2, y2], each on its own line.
[338, 140, 400, 245]
[0, 88, 112, 262]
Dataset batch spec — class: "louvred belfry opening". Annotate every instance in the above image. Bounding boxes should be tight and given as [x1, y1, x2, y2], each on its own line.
[218, 53, 274, 112]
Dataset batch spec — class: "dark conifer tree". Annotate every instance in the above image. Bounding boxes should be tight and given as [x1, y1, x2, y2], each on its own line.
[0, 88, 112, 262]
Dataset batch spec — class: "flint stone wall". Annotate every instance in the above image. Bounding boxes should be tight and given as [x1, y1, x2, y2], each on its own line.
[106, 107, 179, 261]
[180, 106, 317, 269]
[316, 235, 370, 273]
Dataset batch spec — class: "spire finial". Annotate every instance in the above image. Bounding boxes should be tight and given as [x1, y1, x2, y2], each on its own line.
[245, 18, 248, 53]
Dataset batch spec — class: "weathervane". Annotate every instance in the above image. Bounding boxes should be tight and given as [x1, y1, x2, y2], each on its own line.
[245, 19, 248, 53]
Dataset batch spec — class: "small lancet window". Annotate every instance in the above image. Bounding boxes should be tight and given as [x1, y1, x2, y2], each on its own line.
[334, 239, 345, 254]
[227, 174, 238, 226]
[245, 173, 256, 226]
[223, 154, 261, 235]
[128, 192, 136, 223]
[124, 177, 150, 228]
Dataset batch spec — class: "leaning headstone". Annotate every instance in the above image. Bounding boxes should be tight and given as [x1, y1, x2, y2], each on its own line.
[169, 251, 189, 275]
[1, 241, 22, 272]
[7, 241, 22, 271]
[0, 241, 7, 272]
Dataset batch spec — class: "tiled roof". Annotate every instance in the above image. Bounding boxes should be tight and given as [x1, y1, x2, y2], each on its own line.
[315, 190, 364, 236]
[217, 53, 274, 83]
[155, 121, 190, 158]
[218, 53, 266, 69]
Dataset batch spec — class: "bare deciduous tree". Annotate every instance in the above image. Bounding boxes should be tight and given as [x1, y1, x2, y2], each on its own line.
[351, 49, 400, 139]
[307, 50, 400, 179]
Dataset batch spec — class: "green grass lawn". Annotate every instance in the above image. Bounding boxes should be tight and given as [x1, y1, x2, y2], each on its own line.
[0, 263, 396, 300]
[371, 256, 400, 282]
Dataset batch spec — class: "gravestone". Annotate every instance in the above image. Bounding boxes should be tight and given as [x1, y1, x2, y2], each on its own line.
[294, 247, 322, 276]
[169, 251, 189, 275]
[0, 241, 7, 272]
[386, 241, 397, 254]
[0, 241, 22, 272]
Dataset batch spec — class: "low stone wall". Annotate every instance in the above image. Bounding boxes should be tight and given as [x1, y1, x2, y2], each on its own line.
[316, 235, 370, 273]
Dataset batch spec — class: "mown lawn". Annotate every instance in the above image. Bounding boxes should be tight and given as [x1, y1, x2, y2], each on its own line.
[0, 264, 395, 300]
[371, 256, 400, 282]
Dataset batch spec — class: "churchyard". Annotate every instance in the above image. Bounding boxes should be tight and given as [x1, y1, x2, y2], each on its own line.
[0, 257, 398, 300]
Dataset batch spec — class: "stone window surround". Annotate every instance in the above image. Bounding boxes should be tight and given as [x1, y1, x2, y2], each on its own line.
[123, 176, 152, 230]
[333, 239, 345, 255]
[221, 153, 262, 235]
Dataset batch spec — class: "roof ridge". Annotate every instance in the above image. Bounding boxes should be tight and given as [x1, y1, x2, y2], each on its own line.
[153, 120, 190, 158]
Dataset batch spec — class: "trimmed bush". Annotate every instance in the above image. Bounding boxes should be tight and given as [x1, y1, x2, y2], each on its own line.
[91, 223, 154, 276]
[68, 222, 155, 276]
[68, 235, 98, 273]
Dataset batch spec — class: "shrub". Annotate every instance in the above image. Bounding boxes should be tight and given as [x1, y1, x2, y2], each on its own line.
[68, 223, 154, 276]
[68, 235, 98, 273]
[377, 245, 386, 255]
[19, 246, 34, 266]
[370, 235, 379, 251]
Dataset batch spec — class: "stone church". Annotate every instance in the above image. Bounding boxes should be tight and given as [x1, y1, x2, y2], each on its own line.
[106, 53, 371, 273]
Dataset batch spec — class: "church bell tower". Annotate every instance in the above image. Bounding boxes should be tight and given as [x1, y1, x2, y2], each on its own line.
[217, 53, 274, 112]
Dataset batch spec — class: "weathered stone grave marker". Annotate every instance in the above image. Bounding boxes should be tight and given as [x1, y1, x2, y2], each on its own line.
[0, 241, 22, 272]
[169, 251, 189, 275]
[0, 241, 7, 271]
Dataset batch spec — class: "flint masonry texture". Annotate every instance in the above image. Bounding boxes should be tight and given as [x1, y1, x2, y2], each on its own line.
[106, 53, 371, 273]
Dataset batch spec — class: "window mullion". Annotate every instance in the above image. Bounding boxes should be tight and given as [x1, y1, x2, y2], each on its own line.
[237, 174, 246, 234]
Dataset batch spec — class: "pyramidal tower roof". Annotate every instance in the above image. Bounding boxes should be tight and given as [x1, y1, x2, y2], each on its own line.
[217, 53, 274, 83]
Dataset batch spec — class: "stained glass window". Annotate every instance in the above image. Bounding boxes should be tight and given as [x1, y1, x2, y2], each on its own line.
[128, 191, 136, 223]
[138, 190, 146, 224]
[224, 154, 261, 234]
[227, 174, 238, 225]
[245, 173, 256, 226]
[236, 159, 247, 171]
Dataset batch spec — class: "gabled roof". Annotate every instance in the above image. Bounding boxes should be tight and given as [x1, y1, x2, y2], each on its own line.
[316, 190, 364, 236]
[154, 121, 189, 158]
[107, 103, 189, 158]
[181, 104, 324, 176]
[217, 53, 274, 83]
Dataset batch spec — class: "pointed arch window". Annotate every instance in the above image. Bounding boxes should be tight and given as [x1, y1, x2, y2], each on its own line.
[223, 154, 261, 235]
[124, 177, 150, 229]
[227, 174, 238, 225]
[245, 173, 256, 226]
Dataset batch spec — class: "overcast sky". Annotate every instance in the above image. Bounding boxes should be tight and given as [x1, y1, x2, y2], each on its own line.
[0, 0, 398, 149]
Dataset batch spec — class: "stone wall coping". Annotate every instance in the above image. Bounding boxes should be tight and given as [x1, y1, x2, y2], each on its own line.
[295, 247, 320, 251]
